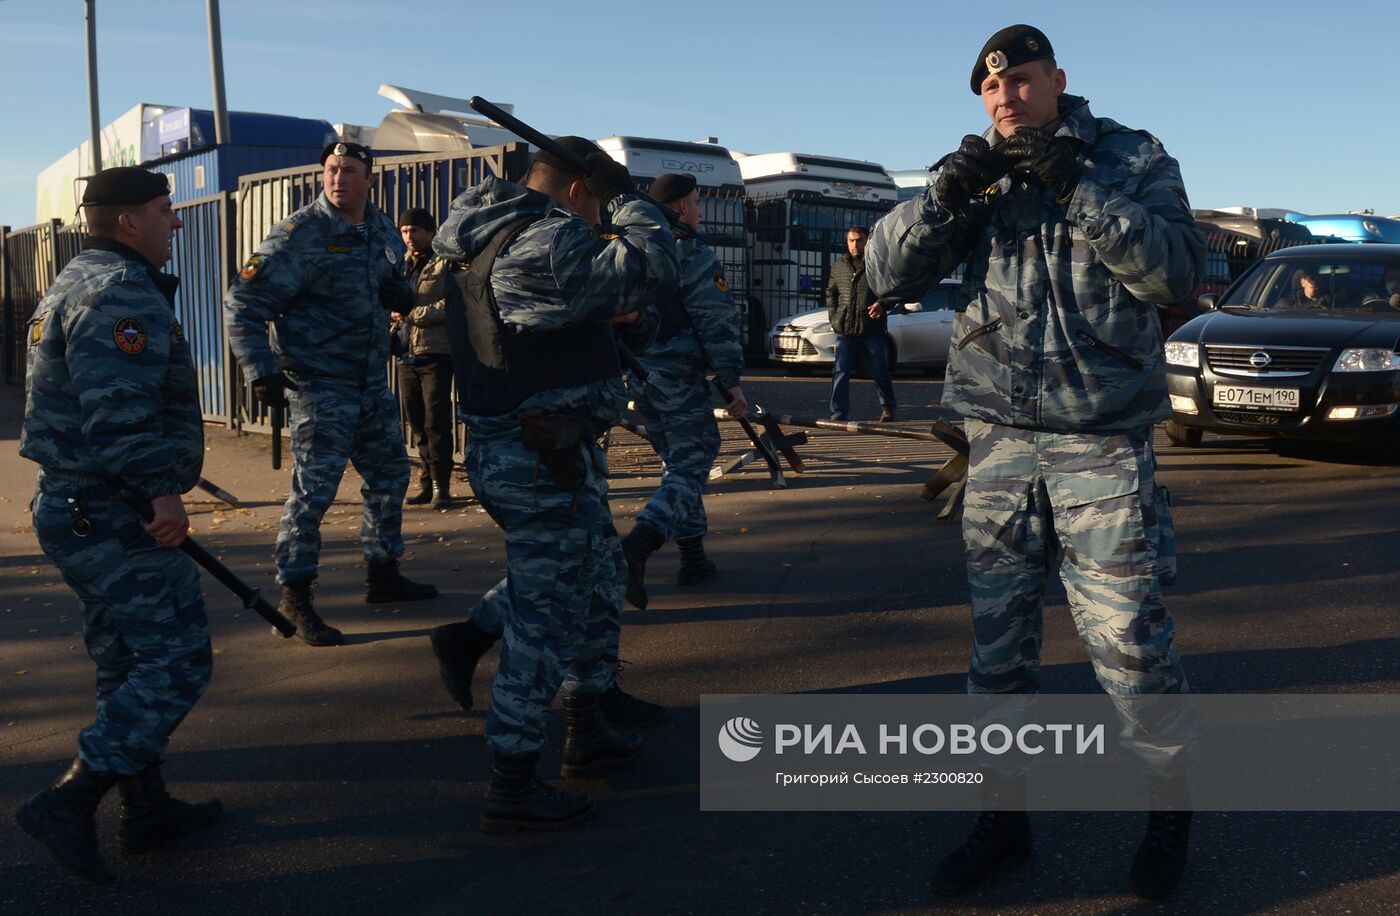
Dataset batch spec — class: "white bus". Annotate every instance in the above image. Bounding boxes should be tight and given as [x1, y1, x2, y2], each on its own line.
[734, 151, 898, 346]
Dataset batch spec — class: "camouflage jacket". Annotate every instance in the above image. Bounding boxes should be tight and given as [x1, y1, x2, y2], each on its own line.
[867, 96, 1205, 432]
[433, 176, 679, 438]
[641, 237, 744, 391]
[20, 239, 204, 501]
[224, 193, 407, 386]
[395, 251, 454, 358]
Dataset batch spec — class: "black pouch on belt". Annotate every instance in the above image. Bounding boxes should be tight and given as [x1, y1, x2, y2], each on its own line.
[521, 415, 590, 492]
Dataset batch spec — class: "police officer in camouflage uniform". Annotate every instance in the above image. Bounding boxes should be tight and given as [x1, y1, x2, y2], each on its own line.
[619, 172, 747, 610]
[866, 24, 1205, 901]
[225, 142, 437, 647]
[16, 167, 221, 883]
[428, 138, 678, 832]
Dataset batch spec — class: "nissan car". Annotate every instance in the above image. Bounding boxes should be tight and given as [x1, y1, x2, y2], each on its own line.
[1163, 244, 1400, 447]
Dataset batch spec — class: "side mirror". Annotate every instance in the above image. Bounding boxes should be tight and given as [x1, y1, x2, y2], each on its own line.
[1197, 293, 1218, 311]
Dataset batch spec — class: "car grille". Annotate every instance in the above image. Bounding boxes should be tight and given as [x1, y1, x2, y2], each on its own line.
[773, 334, 818, 358]
[1204, 345, 1328, 376]
[1215, 410, 1299, 428]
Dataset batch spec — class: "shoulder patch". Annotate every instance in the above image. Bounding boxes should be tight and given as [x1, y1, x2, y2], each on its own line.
[28, 316, 44, 346]
[281, 220, 297, 232]
[113, 317, 148, 355]
[594, 230, 621, 241]
[240, 255, 263, 281]
[713, 269, 730, 293]
[171, 321, 185, 344]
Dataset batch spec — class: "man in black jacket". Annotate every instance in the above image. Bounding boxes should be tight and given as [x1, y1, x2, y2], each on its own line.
[826, 226, 896, 421]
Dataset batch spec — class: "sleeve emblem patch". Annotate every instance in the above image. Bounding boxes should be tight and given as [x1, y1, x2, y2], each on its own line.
[113, 317, 148, 355]
[713, 269, 730, 293]
[171, 321, 185, 343]
[28, 316, 44, 346]
[240, 255, 263, 281]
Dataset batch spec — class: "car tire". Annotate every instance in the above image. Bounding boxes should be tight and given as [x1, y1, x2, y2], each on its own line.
[1164, 419, 1204, 447]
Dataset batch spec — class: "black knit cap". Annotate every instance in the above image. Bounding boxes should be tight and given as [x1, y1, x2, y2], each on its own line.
[650, 172, 698, 204]
[970, 24, 1055, 94]
[397, 207, 437, 233]
[531, 136, 605, 177]
[81, 167, 171, 206]
[320, 140, 373, 168]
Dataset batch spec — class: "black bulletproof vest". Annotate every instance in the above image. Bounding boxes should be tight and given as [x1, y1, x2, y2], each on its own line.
[652, 287, 694, 344]
[445, 215, 621, 416]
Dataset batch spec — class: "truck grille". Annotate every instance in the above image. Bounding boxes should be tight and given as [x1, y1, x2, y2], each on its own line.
[1205, 345, 1328, 376]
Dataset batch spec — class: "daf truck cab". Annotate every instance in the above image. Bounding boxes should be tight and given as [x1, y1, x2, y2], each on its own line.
[734, 151, 897, 354]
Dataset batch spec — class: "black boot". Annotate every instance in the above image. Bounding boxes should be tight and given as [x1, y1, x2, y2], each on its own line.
[479, 753, 593, 833]
[429, 619, 500, 711]
[405, 464, 433, 505]
[1129, 777, 1193, 899]
[15, 758, 119, 884]
[620, 522, 665, 610]
[364, 560, 439, 603]
[117, 758, 221, 854]
[561, 692, 643, 778]
[675, 536, 718, 585]
[599, 661, 666, 728]
[932, 778, 1032, 896]
[430, 464, 454, 510]
[279, 580, 343, 647]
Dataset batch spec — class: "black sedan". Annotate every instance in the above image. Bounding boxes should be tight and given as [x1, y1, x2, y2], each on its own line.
[1163, 244, 1400, 447]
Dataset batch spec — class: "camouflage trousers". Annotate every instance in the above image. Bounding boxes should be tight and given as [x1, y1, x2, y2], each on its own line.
[32, 487, 212, 775]
[962, 421, 1191, 775]
[466, 420, 625, 757]
[628, 368, 721, 541]
[276, 380, 409, 584]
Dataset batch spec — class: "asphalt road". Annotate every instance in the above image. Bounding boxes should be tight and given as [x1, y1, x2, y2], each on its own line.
[2, 371, 1398, 915]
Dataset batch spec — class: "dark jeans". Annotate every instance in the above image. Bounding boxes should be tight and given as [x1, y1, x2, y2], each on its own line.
[397, 355, 455, 474]
[830, 334, 895, 419]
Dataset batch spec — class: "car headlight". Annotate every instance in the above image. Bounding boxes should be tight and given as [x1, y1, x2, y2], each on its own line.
[1164, 341, 1199, 368]
[1333, 349, 1399, 372]
[811, 321, 832, 335]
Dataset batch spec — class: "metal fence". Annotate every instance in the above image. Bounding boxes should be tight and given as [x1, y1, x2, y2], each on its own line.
[745, 194, 895, 341]
[0, 145, 529, 459]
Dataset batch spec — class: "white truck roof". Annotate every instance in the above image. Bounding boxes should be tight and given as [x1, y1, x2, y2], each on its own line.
[596, 136, 743, 191]
[734, 151, 897, 203]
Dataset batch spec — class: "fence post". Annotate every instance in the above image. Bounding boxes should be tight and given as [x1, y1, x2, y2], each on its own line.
[47, 219, 63, 286]
[219, 190, 240, 430]
[1, 225, 11, 385]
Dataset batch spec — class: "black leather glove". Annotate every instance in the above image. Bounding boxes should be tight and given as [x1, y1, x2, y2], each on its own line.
[379, 275, 414, 312]
[251, 372, 298, 409]
[999, 126, 1083, 204]
[934, 134, 1012, 213]
[583, 153, 635, 206]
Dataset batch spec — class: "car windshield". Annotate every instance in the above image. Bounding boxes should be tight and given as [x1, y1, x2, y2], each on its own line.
[1222, 257, 1400, 313]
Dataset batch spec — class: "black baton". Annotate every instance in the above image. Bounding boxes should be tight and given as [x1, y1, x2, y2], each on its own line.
[119, 491, 297, 638]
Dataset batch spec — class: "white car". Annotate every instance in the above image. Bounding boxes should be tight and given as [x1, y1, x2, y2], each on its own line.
[768, 280, 960, 376]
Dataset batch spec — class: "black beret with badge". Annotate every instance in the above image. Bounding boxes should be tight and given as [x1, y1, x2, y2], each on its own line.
[649, 172, 698, 205]
[81, 166, 171, 206]
[970, 24, 1055, 94]
[320, 140, 373, 168]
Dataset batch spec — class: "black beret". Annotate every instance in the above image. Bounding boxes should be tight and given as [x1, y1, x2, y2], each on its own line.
[81, 167, 171, 206]
[650, 172, 698, 204]
[531, 136, 605, 177]
[970, 24, 1054, 94]
[397, 207, 437, 233]
[321, 141, 373, 168]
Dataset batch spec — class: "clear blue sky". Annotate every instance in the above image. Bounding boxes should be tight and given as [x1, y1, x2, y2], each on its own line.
[2, 0, 1397, 226]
